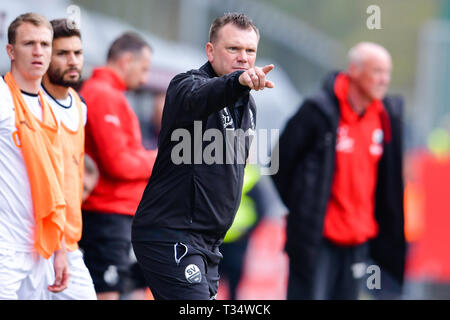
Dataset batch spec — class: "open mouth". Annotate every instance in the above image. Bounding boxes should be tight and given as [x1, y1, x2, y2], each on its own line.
[32, 61, 43, 67]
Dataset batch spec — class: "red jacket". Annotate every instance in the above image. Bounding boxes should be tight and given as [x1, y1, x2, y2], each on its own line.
[323, 73, 384, 245]
[81, 67, 157, 215]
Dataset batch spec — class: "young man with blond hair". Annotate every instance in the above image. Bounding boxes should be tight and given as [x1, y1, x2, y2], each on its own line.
[0, 12, 69, 299]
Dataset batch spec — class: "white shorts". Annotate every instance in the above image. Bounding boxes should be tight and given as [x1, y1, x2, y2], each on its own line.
[49, 249, 97, 300]
[0, 247, 53, 300]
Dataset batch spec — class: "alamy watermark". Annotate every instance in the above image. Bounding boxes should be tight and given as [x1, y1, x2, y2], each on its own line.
[366, 264, 381, 290]
[66, 5, 81, 30]
[352, 263, 381, 290]
[366, 5, 382, 30]
[170, 121, 279, 176]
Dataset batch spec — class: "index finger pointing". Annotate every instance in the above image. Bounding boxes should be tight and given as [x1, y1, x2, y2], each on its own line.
[261, 64, 274, 75]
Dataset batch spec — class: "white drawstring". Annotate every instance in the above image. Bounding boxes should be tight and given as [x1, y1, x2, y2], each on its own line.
[174, 242, 188, 265]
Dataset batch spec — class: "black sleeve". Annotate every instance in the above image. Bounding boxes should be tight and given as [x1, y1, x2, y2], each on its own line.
[271, 100, 321, 207]
[371, 95, 406, 286]
[168, 70, 250, 126]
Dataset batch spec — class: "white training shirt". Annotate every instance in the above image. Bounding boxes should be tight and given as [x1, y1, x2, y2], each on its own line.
[0, 77, 44, 252]
[42, 86, 87, 131]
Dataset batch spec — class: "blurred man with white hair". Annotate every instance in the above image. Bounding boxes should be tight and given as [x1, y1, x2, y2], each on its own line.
[272, 42, 405, 299]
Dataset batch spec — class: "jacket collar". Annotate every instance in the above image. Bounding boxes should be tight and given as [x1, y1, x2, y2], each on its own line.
[200, 61, 219, 78]
[322, 70, 340, 95]
[91, 67, 127, 91]
[321, 71, 392, 143]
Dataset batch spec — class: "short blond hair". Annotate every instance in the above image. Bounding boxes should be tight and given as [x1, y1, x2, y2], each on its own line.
[8, 12, 53, 44]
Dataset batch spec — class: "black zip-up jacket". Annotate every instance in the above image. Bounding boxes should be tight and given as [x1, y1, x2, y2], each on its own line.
[132, 62, 256, 242]
[272, 72, 406, 287]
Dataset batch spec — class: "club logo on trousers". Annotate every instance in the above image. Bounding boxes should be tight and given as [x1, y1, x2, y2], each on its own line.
[185, 264, 202, 284]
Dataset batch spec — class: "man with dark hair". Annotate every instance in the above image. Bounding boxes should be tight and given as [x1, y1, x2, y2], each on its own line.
[107, 31, 152, 61]
[41, 18, 96, 300]
[48, 18, 81, 40]
[79, 32, 157, 300]
[132, 12, 274, 300]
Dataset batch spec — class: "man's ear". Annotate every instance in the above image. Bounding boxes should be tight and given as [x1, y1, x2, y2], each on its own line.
[347, 62, 361, 80]
[118, 51, 133, 70]
[6, 44, 15, 61]
[205, 42, 214, 64]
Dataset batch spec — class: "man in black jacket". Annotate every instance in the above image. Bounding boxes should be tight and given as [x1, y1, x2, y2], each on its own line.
[131, 13, 274, 300]
[272, 42, 405, 300]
